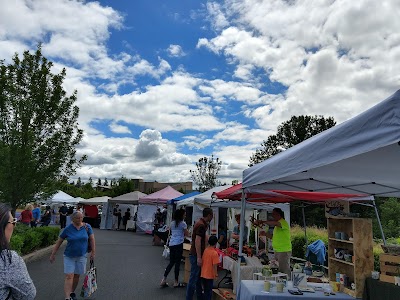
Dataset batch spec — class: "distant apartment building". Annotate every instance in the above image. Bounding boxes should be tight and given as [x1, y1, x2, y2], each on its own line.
[131, 179, 193, 194]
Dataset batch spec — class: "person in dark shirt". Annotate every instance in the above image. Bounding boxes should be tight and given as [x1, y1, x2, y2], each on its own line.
[186, 207, 213, 300]
[59, 202, 68, 229]
[41, 206, 52, 226]
[116, 209, 122, 230]
[123, 208, 131, 230]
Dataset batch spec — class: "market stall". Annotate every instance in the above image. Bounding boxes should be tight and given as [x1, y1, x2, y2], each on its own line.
[214, 184, 374, 296]
[101, 191, 147, 230]
[78, 196, 109, 228]
[238, 90, 400, 297]
[137, 186, 182, 234]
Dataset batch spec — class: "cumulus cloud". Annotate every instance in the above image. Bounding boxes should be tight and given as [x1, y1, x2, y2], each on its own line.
[200, 0, 400, 128]
[167, 44, 186, 57]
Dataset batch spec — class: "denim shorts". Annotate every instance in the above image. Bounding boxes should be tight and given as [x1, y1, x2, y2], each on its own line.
[64, 255, 87, 274]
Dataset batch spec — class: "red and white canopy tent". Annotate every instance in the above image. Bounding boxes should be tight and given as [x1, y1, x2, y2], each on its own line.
[213, 183, 374, 246]
[231, 90, 400, 293]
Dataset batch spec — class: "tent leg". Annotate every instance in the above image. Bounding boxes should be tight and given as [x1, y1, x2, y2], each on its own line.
[302, 205, 308, 247]
[237, 189, 246, 295]
[373, 199, 386, 245]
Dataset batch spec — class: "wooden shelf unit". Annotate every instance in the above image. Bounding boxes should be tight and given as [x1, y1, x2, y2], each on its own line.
[328, 217, 373, 298]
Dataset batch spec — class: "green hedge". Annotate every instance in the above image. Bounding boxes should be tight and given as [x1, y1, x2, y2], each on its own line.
[10, 225, 60, 255]
[291, 225, 328, 260]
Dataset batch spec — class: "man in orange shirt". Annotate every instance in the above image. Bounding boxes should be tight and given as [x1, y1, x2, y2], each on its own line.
[201, 236, 219, 300]
[186, 208, 213, 300]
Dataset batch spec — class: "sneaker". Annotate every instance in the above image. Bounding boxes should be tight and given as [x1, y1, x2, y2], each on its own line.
[70, 293, 77, 300]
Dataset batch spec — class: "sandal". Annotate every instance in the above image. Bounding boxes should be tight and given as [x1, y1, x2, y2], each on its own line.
[160, 282, 169, 288]
[173, 283, 186, 288]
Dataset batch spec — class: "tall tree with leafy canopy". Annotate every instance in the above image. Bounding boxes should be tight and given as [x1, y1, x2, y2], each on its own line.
[249, 115, 336, 166]
[190, 155, 222, 192]
[0, 46, 85, 210]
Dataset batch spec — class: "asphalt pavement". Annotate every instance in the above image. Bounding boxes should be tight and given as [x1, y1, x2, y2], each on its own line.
[27, 228, 188, 299]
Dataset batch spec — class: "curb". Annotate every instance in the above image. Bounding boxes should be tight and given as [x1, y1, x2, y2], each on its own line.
[23, 243, 66, 264]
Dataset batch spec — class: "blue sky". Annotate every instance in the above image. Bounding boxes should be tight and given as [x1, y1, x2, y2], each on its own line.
[0, 0, 399, 185]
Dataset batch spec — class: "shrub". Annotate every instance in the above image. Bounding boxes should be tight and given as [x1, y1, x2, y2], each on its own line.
[9, 235, 24, 255]
[291, 225, 328, 261]
[10, 226, 60, 255]
[21, 230, 42, 254]
[38, 227, 60, 247]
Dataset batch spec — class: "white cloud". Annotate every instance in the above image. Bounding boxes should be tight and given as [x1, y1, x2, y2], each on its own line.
[109, 122, 132, 134]
[167, 44, 186, 57]
[200, 0, 400, 129]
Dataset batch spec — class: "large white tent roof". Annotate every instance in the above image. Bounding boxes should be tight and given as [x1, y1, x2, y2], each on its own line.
[47, 191, 76, 204]
[176, 185, 232, 208]
[243, 90, 400, 197]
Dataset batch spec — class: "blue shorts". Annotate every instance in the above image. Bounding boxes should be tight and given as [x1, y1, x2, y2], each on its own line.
[64, 255, 87, 275]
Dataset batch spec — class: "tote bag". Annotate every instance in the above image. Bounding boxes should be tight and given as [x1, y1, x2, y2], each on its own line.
[81, 259, 97, 297]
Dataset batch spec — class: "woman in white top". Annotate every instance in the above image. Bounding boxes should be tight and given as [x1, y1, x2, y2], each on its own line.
[160, 208, 189, 288]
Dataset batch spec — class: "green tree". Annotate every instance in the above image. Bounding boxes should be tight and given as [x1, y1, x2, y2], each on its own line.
[249, 115, 336, 166]
[97, 178, 102, 186]
[104, 178, 108, 186]
[76, 177, 82, 188]
[0, 46, 85, 210]
[249, 115, 336, 227]
[190, 155, 222, 192]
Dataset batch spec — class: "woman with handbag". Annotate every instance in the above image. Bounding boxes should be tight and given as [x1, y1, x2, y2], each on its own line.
[0, 203, 36, 299]
[160, 208, 189, 288]
[50, 211, 96, 300]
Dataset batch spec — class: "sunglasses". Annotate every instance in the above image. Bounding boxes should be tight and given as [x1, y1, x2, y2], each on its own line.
[8, 218, 17, 226]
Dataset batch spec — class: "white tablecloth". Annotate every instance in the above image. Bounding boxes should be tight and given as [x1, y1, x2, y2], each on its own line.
[237, 280, 354, 300]
[222, 256, 262, 293]
[126, 220, 135, 230]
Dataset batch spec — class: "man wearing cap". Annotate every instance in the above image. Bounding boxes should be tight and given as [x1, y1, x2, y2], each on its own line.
[113, 204, 119, 230]
[59, 202, 68, 229]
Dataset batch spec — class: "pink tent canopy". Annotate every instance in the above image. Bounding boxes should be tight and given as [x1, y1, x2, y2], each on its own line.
[138, 186, 183, 205]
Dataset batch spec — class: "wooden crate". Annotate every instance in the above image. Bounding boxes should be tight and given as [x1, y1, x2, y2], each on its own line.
[380, 253, 400, 284]
[212, 288, 235, 300]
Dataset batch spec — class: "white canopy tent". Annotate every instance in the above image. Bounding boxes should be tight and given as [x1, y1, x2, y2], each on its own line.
[79, 196, 110, 205]
[101, 192, 147, 230]
[233, 90, 400, 293]
[243, 90, 400, 197]
[46, 191, 76, 204]
[176, 185, 233, 209]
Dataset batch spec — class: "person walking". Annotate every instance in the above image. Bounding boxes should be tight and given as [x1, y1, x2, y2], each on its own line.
[186, 207, 214, 300]
[0, 203, 36, 299]
[59, 202, 68, 229]
[200, 236, 219, 300]
[31, 203, 41, 228]
[50, 211, 96, 300]
[160, 209, 189, 288]
[20, 204, 33, 226]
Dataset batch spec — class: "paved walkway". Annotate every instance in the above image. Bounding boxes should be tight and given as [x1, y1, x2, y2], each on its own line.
[27, 229, 187, 299]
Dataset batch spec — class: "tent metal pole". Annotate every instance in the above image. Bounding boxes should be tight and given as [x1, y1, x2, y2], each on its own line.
[302, 204, 308, 247]
[373, 199, 386, 245]
[236, 189, 246, 295]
